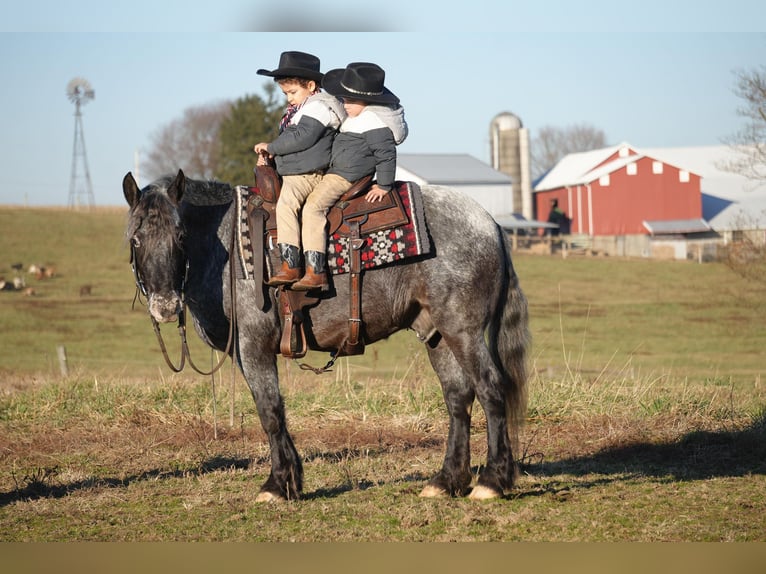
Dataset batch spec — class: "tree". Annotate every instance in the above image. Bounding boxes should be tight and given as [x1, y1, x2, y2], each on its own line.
[530, 123, 607, 181]
[217, 84, 284, 184]
[721, 65, 766, 183]
[143, 101, 231, 181]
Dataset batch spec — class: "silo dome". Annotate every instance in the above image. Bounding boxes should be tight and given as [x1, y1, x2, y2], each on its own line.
[491, 111, 523, 131]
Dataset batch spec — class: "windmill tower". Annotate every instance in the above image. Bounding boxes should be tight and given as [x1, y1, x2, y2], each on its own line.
[67, 78, 95, 209]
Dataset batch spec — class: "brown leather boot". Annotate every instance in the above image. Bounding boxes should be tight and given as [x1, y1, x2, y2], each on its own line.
[266, 244, 302, 286]
[292, 250, 328, 291]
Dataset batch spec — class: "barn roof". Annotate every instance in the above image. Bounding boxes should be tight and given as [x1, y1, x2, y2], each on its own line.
[397, 153, 512, 185]
[707, 195, 766, 231]
[494, 212, 558, 230]
[642, 218, 711, 235]
[643, 145, 766, 202]
[534, 142, 715, 192]
[534, 143, 633, 190]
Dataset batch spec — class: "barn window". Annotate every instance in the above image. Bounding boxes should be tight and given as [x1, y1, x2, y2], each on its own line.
[619, 147, 630, 158]
[627, 163, 637, 176]
[679, 170, 690, 183]
[599, 174, 610, 186]
[652, 161, 663, 174]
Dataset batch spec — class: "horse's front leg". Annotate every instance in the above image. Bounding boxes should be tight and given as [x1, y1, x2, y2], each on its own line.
[239, 352, 302, 501]
[234, 300, 302, 501]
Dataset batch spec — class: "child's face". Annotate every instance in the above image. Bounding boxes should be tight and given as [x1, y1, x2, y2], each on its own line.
[278, 80, 316, 107]
[342, 98, 367, 118]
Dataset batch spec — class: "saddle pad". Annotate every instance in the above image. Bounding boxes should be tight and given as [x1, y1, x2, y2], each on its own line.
[235, 181, 430, 279]
[327, 181, 431, 275]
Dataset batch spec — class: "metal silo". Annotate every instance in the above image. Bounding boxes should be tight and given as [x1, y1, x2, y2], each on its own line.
[490, 112, 532, 219]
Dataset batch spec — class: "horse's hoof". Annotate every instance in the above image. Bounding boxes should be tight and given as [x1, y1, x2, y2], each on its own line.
[255, 491, 285, 503]
[419, 484, 449, 498]
[468, 485, 501, 500]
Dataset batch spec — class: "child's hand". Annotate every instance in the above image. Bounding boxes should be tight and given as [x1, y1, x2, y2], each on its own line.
[365, 185, 389, 203]
[253, 143, 272, 166]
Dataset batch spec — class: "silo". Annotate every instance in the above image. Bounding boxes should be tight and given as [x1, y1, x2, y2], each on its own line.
[490, 112, 532, 219]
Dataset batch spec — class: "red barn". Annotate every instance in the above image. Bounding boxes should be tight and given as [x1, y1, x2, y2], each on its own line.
[534, 143, 702, 236]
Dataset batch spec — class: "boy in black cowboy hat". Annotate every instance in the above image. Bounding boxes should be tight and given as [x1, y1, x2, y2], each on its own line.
[253, 51, 346, 287]
[288, 62, 408, 291]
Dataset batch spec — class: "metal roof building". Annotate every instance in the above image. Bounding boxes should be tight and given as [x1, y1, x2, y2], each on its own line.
[396, 153, 516, 219]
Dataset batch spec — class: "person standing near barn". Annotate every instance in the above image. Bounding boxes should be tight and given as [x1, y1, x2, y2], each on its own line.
[546, 198, 570, 236]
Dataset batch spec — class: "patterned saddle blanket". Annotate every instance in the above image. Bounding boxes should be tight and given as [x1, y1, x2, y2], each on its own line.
[235, 180, 431, 280]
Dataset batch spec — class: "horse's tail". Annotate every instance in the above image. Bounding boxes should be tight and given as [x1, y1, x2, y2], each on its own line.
[491, 225, 530, 465]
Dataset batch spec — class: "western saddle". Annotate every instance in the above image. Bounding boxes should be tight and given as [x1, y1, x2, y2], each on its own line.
[245, 165, 409, 362]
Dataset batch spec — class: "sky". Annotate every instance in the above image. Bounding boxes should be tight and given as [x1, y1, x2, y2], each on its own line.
[1, 1, 765, 206]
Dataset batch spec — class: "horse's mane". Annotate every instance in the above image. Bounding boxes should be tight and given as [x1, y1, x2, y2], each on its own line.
[183, 179, 235, 206]
[141, 174, 235, 206]
[127, 175, 234, 252]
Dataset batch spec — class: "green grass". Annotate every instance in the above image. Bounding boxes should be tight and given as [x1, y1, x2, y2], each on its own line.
[1, 206, 766, 541]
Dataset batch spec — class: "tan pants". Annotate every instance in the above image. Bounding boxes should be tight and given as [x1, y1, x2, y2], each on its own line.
[276, 173, 352, 252]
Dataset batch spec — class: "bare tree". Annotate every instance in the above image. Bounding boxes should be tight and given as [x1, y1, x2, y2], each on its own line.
[720, 66, 766, 183]
[722, 212, 766, 287]
[530, 123, 607, 180]
[143, 100, 232, 181]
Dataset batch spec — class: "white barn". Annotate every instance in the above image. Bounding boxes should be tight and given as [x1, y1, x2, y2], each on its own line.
[395, 153, 515, 218]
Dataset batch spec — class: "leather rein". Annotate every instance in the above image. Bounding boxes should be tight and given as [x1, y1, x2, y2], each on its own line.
[129, 217, 239, 377]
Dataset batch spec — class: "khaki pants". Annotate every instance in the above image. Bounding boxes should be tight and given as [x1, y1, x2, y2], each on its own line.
[276, 173, 352, 252]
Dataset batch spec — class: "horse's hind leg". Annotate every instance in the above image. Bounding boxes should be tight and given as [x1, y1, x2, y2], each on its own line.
[420, 339, 475, 498]
[442, 332, 516, 499]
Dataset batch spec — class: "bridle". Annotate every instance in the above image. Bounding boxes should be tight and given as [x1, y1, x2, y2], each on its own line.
[129, 219, 239, 377]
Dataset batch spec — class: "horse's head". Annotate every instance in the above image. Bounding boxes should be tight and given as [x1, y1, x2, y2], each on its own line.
[123, 170, 187, 323]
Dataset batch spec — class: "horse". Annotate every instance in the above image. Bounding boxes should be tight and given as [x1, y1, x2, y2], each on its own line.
[123, 169, 529, 501]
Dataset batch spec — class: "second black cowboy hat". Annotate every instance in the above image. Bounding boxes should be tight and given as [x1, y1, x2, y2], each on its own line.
[322, 62, 399, 106]
[256, 51, 324, 82]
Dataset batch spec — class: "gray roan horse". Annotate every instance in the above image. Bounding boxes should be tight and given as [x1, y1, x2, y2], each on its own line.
[123, 169, 529, 501]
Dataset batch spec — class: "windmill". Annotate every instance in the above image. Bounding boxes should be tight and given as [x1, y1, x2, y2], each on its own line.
[67, 77, 96, 209]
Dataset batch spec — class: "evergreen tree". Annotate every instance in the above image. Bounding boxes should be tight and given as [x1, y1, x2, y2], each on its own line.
[217, 85, 283, 184]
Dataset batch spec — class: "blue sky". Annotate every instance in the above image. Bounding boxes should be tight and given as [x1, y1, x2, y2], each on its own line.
[1, 2, 765, 205]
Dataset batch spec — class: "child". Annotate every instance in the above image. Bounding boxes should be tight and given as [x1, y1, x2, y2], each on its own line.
[289, 61, 408, 291]
[253, 51, 346, 286]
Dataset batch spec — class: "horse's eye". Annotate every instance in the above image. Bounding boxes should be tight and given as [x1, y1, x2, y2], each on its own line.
[131, 235, 141, 248]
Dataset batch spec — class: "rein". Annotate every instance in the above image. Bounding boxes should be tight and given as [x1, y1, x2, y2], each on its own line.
[130, 215, 239, 377]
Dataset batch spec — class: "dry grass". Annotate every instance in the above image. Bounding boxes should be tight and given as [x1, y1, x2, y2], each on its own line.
[1, 207, 765, 541]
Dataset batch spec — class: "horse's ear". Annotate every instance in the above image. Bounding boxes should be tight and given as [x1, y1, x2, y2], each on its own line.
[123, 172, 140, 208]
[168, 169, 186, 205]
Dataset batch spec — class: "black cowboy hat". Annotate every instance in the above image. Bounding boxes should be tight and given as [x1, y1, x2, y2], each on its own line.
[256, 51, 323, 82]
[322, 62, 399, 105]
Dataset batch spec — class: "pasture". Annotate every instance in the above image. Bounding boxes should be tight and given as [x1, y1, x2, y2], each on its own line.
[1, 205, 765, 541]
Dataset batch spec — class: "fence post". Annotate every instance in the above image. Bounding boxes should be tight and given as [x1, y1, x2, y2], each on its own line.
[56, 345, 69, 378]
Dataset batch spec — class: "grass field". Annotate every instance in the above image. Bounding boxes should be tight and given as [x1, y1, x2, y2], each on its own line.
[1, 206, 765, 541]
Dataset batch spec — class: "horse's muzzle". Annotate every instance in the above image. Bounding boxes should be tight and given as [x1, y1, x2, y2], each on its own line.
[148, 293, 182, 323]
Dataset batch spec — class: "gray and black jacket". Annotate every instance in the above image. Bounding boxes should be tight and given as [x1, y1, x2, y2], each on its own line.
[267, 92, 346, 176]
[328, 104, 408, 191]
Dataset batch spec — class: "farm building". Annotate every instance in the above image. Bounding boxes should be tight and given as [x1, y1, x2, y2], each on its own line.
[534, 143, 766, 258]
[396, 153, 515, 217]
[534, 143, 703, 237]
[396, 153, 553, 234]
[644, 145, 766, 247]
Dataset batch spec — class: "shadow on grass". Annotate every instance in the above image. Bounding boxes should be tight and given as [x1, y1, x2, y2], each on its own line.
[0, 455, 252, 507]
[524, 413, 766, 486]
[0, 440, 437, 506]
[10, 417, 762, 506]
